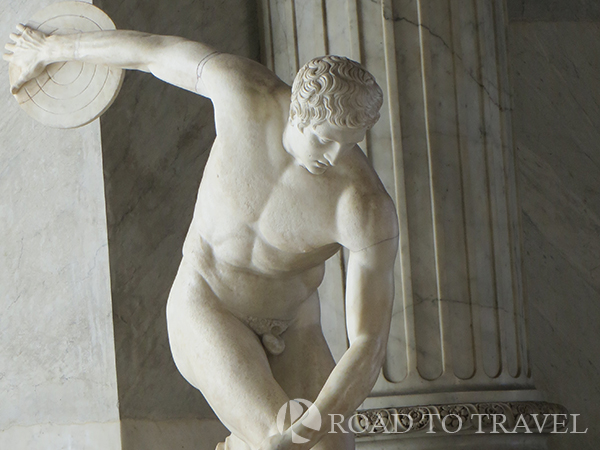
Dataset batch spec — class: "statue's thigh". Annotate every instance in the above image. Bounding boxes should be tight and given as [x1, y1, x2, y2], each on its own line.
[166, 259, 289, 448]
[268, 293, 335, 401]
[267, 295, 355, 449]
[268, 322, 335, 401]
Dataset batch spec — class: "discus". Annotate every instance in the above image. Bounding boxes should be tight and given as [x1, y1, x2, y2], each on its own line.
[8, 1, 124, 128]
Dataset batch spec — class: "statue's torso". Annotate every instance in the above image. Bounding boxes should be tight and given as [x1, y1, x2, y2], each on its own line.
[181, 89, 381, 320]
[183, 135, 343, 319]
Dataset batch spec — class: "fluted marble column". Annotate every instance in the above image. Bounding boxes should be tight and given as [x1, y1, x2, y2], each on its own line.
[259, 0, 565, 448]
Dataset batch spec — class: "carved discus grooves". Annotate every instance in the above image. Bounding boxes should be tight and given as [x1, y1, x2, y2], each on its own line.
[353, 402, 569, 436]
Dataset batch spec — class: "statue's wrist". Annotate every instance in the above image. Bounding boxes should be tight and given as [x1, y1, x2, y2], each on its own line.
[290, 420, 323, 447]
[43, 34, 76, 64]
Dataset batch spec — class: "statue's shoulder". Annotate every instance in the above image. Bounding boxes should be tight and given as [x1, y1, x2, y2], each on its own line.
[204, 54, 289, 102]
[205, 54, 290, 126]
[335, 149, 398, 250]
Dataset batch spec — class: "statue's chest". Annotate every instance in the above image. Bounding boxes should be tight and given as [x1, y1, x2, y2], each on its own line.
[256, 168, 337, 253]
[201, 148, 340, 253]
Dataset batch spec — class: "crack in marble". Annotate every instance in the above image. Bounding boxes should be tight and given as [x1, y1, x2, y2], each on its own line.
[7, 293, 22, 311]
[405, 293, 526, 319]
[83, 243, 108, 281]
[16, 237, 24, 270]
[384, 13, 511, 112]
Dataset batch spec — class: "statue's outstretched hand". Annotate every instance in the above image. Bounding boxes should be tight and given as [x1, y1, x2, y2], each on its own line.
[3, 24, 50, 94]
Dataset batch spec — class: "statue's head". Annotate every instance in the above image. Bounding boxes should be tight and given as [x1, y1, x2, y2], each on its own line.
[285, 56, 383, 175]
[290, 55, 383, 131]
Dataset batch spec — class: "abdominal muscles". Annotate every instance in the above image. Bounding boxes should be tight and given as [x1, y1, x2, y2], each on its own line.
[182, 223, 332, 321]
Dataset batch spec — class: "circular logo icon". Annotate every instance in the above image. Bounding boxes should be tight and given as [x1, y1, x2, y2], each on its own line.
[276, 398, 322, 444]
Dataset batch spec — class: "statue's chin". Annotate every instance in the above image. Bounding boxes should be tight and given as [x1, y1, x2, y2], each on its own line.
[307, 166, 327, 175]
[299, 161, 328, 175]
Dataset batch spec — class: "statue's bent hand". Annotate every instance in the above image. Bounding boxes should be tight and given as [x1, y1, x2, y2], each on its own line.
[4, 24, 51, 94]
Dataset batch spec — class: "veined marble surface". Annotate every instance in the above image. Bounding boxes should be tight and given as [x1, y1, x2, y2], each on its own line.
[507, 0, 600, 21]
[120, 419, 228, 450]
[510, 21, 600, 450]
[0, 0, 120, 447]
[0, 422, 121, 450]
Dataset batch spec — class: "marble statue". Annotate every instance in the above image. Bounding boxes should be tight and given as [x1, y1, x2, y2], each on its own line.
[5, 19, 398, 450]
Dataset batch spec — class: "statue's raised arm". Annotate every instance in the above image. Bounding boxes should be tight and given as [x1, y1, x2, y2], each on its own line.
[3, 23, 284, 103]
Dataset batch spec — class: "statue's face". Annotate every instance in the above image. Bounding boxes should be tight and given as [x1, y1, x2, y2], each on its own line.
[287, 121, 367, 175]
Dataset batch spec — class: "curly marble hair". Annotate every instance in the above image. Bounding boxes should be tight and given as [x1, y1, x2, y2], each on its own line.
[290, 55, 384, 130]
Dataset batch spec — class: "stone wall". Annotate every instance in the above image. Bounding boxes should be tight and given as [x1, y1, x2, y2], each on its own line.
[508, 1, 600, 449]
[0, 1, 121, 448]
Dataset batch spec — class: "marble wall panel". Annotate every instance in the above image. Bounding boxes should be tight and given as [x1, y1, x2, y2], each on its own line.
[95, 0, 260, 430]
[120, 419, 229, 450]
[0, 0, 121, 448]
[0, 423, 121, 450]
[509, 21, 600, 450]
[507, 0, 600, 22]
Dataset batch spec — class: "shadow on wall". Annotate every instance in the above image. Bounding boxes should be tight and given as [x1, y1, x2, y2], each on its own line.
[95, 0, 260, 429]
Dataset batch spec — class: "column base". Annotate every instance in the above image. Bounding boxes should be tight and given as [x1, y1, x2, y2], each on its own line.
[357, 433, 549, 450]
[353, 400, 567, 450]
[362, 389, 544, 410]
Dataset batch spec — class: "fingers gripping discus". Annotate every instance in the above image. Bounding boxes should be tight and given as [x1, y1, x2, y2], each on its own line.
[8, 2, 124, 128]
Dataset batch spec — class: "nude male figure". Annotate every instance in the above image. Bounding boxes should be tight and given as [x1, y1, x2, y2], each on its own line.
[5, 25, 399, 450]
